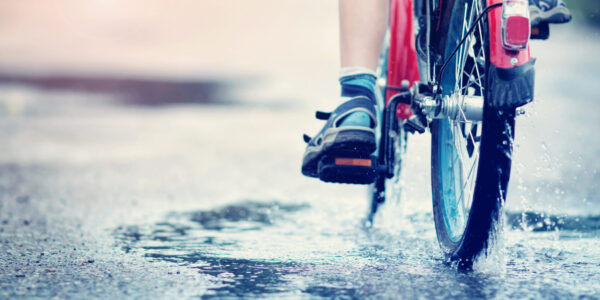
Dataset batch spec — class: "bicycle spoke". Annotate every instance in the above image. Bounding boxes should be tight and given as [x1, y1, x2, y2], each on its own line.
[440, 0, 491, 241]
[447, 0, 487, 224]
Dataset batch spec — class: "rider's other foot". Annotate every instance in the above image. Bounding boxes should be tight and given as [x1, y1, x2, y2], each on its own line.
[301, 69, 378, 180]
[529, 0, 572, 26]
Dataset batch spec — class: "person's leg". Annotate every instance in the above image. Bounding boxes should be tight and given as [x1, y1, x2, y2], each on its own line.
[339, 0, 389, 71]
[336, 0, 388, 127]
[301, 1, 389, 181]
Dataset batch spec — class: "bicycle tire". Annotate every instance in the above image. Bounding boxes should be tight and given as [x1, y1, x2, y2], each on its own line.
[430, 0, 515, 266]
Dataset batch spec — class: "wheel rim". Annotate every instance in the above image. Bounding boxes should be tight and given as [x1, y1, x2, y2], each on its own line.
[438, 0, 486, 242]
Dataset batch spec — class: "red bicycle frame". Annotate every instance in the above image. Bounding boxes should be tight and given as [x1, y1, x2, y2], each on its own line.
[386, 0, 420, 119]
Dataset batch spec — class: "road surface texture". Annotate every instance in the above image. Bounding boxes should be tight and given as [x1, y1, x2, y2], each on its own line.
[1, 1, 600, 299]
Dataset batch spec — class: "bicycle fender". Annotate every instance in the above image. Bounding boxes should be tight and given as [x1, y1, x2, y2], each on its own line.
[487, 59, 535, 109]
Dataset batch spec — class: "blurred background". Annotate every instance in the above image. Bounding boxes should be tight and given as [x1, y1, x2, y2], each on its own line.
[570, 0, 600, 27]
[0, 0, 341, 110]
[1, 1, 600, 298]
[0, 0, 598, 108]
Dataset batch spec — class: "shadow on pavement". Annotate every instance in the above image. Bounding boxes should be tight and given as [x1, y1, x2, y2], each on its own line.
[0, 73, 238, 106]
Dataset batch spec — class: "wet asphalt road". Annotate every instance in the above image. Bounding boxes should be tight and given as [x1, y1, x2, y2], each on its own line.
[1, 25, 600, 299]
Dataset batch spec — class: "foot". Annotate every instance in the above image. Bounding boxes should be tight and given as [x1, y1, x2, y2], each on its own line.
[301, 70, 378, 182]
[529, 0, 572, 26]
[301, 96, 377, 178]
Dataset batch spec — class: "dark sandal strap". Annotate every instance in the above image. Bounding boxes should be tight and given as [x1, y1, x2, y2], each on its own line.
[315, 111, 332, 120]
[303, 134, 312, 143]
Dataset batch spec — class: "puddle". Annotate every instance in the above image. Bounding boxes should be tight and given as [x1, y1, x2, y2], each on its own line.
[506, 211, 600, 233]
[114, 201, 310, 298]
[113, 200, 600, 299]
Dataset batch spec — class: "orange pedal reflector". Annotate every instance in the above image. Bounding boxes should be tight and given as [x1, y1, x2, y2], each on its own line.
[334, 158, 372, 167]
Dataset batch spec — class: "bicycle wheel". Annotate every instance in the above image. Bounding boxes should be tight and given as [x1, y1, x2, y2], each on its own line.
[430, 0, 515, 265]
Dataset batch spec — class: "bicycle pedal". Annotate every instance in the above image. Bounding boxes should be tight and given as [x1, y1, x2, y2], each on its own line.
[531, 22, 549, 40]
[404, 115, 427, 134]
[318, 155, 378, 184]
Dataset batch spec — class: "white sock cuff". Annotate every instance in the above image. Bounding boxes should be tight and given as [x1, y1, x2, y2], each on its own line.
[339, 66, 377, 78]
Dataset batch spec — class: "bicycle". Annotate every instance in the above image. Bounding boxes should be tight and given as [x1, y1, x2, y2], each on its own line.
[317, 0, 537, 267]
